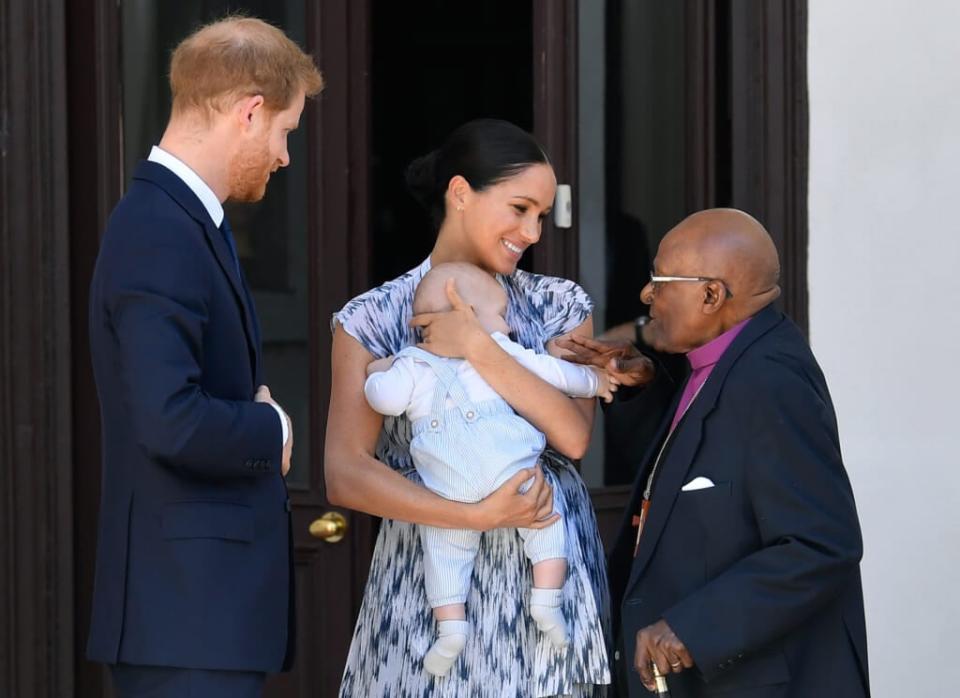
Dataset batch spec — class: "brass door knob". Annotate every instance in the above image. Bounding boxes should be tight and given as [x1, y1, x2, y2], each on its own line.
[309, 511, 347, 543]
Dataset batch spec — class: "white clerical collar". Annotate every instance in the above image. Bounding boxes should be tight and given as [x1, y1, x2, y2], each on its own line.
[148, 146, 224, 227]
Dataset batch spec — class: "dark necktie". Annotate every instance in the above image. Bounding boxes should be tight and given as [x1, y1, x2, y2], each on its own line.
[219, 216, 242, 277]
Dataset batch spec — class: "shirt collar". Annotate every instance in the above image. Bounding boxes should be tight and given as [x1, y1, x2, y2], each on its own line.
[687, 316, 752, 371]
[148, 146, 224, 227]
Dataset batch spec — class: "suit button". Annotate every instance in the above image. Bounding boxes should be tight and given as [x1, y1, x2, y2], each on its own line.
[284, 499, 292, 512]
[614, 650, 620, 661]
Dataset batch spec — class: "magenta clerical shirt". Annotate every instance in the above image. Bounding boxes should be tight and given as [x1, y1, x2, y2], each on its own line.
[668, 317, 752, 434]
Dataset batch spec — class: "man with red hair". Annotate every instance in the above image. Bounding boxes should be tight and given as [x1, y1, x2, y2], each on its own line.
[87, 17, 322, 698]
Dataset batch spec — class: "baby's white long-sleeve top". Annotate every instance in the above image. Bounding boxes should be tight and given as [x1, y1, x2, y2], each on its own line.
[364, 332, 600, 420]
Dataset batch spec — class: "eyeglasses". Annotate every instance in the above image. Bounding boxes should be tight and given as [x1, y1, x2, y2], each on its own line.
[648, 271, 734, 298]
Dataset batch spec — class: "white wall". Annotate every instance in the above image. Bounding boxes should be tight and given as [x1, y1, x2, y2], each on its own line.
[808, 3, 960, 694]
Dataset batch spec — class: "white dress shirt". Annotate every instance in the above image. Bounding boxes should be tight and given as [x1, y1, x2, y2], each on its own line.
[148, 146, 289, 447]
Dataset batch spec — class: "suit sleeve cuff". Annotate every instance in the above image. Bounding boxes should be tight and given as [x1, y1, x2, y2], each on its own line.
[268, 403, 289, 446]
[663, 601, 735, 683]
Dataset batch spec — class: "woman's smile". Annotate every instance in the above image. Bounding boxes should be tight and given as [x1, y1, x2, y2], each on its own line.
[501, 239, 525, 259]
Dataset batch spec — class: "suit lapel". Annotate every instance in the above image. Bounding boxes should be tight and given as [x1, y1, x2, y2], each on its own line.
[608, 393, 682, 616]
[611, 386, 684, 555]
[623, 305, 785, 599]
[200, 219, 261, 377]
[239, 275, 264, 385]
[133, 161, 260, 379]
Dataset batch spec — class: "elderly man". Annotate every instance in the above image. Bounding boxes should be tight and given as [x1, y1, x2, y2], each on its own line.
[563, 209, 869, 697]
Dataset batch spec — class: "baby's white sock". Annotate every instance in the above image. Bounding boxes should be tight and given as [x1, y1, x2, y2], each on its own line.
[530, 587, 569, 648]
[423, 619, 469, 677]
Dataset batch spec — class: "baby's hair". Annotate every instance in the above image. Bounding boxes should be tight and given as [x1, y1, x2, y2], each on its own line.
[413, 262, 506, 316]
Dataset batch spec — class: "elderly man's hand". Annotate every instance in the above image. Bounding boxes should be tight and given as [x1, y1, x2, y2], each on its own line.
[634, 619, 695, 691]
[555, 335, 655, 388]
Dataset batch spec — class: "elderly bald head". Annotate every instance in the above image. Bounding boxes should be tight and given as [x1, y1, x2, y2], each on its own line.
[661, 208, 780, 300]
[641, 209, 781, 353]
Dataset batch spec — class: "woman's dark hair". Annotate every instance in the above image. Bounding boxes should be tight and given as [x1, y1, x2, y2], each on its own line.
[405, 118, 551, 231]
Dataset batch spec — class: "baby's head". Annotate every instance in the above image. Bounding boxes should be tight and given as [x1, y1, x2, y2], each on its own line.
[414, 262, 511, 335]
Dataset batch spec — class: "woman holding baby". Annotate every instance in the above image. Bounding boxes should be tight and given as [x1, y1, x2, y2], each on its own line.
[325, 119, 637, 696]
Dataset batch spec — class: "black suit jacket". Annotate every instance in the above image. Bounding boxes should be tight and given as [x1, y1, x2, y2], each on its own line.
[87, 161, 294, 672]
[609, 306, 869, 697]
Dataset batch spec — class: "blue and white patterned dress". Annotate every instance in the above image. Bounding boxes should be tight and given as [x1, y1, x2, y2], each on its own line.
[333, 257, 611, 698]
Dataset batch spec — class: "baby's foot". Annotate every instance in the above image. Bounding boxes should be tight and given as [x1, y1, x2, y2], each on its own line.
[530, 588, 569, 648]
[423, 619, 469, 677]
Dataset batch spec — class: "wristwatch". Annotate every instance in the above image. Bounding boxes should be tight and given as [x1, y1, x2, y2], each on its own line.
[634, 315, 650, 345]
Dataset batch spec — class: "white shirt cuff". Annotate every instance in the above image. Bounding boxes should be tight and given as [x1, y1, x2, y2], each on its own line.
[269, 403, 289, 446]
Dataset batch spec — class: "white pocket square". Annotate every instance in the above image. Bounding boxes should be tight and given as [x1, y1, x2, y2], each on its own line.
[681, 476, 715, 492]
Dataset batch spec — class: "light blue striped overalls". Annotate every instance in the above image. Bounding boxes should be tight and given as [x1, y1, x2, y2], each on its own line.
[398, 346, 567, 608]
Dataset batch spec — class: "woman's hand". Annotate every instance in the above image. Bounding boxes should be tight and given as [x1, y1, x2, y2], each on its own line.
[471, 465, 559, 532]
[410, 279, 491, 359]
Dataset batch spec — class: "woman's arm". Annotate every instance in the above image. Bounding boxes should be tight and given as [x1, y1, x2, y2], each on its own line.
[324, 326, 558, 530]
[412, 280, 596, 459]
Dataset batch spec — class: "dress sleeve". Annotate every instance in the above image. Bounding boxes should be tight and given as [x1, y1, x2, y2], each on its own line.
[331, 283, 408, 359]
[538, 277, 595, 340]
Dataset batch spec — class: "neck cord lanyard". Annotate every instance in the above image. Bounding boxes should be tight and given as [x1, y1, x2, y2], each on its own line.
[633, 380, 706, 557]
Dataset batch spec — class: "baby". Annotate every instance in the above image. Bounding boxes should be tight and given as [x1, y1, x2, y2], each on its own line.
[364, 262, 617, 677]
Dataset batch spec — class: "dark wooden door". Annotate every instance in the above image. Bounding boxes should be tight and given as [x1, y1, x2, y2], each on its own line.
[264, 2, 374, 697]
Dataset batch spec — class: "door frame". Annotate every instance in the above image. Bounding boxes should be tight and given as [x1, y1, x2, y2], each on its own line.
[1, 0, 76, 696]
[530, 0, 580, 278]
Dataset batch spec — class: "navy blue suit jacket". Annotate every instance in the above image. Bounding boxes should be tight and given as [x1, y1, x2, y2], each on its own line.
[609, 306, 869, 697]
[86, 161, 294, 672]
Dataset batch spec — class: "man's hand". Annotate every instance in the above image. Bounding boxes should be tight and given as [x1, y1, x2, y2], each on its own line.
[556, 335, 655, 388]
[409, 279, 490, 360]
[592, 367, 620, 403]
[634, 619, 695, 691]
[255, 385, 293, 477]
